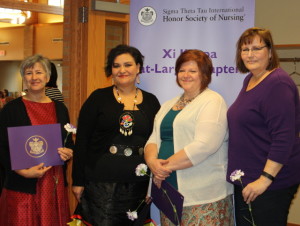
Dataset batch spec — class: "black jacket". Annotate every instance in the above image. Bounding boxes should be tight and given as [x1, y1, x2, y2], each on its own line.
[72, 86, 160, 186]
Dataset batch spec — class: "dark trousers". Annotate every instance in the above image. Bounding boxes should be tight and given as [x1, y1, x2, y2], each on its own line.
[234, 184, 299, 226]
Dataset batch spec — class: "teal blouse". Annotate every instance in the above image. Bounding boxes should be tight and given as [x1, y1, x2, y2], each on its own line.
[158, 109, 181, 190]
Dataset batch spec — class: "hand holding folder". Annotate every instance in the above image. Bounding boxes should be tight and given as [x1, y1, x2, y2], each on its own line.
[151, 180, 184, 225]
[8, 124, 64, 170]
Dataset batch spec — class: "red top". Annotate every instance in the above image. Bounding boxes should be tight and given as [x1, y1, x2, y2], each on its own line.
[0, 98, 70, 226]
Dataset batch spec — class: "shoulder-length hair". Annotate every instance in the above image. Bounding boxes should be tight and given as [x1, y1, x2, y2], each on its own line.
[236, 27, 279, 73]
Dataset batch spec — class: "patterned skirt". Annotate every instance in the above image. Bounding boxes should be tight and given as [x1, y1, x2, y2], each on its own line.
[0, 166, 70, 226]
[160, 195, 234, 226]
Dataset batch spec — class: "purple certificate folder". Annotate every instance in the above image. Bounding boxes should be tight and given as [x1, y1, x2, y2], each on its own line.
[7, 124, 64, 170]
[151, 180, 184, 225]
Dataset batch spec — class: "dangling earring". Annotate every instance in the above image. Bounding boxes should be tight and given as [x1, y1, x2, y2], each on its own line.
[136, 74, 140, 84]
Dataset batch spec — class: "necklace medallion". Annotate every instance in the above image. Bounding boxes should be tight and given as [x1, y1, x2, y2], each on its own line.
[119, 111, 134, 136]
[115, 86, 138, 136]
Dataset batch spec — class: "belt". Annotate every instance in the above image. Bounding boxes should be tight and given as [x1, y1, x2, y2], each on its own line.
[109, 144, 144, 156]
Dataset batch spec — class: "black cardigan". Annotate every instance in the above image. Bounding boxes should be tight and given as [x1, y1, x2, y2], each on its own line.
[72, 86, 160, 186]
[0, 97, 74, 194]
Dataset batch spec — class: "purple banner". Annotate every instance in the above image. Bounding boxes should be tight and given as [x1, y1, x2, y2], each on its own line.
[130, 1, 255, 223]
[130, 0, 255, 106]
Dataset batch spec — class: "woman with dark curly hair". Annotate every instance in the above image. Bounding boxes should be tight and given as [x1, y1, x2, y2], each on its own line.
[72, 44, 160, 225]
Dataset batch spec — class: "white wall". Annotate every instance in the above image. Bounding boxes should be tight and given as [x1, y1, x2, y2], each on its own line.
[255, 0, 300, 45]
[0, 61, 22, 96]
[255, 0, 300, 224]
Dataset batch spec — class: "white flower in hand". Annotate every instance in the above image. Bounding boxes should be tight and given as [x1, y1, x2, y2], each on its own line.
[230, 169, 256, 226]
[126, 164, 148, 221]
[127, 210, 138, 221]
[135, 163, 148, 176]
[63, 123, 77, 147]
[64, 123, 77, 134]
[230, 169, 245, 182]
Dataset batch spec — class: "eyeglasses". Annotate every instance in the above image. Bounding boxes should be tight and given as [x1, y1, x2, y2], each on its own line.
[241, 45, 267, 55]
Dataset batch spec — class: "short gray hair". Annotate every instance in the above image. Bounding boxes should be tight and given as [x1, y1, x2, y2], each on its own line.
[20, 54, 51, 79]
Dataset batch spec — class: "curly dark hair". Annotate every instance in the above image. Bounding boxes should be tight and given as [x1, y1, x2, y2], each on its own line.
[105, 44, 144, 77]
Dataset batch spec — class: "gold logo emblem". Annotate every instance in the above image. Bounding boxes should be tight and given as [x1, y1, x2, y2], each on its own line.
[25, 135, 48, 158]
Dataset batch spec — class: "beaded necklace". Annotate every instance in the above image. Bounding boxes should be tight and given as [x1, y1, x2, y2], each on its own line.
[115, 86, 138, 110]
[115, 86, 138, 136]
[175, 90, 202, 110]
